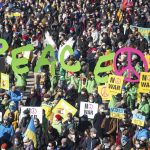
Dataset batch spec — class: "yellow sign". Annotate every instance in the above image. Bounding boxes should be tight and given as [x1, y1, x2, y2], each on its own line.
[0, 73, 9, 90]
[107, 75, 124, 95]
[98, 85, 112, 101]
[110, 108, 125, 119]
[42, 105, 52, 120]
[13, 12, 21, 17]
[145, 55, 150, 69]
[52, 99, 77, 122]
[132, 114, 145, 127]
[139, 72, 150, 93]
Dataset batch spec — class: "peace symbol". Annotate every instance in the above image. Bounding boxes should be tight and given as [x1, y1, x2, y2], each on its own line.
[114, 47, 148, 83]
[101, 86, 108, 97]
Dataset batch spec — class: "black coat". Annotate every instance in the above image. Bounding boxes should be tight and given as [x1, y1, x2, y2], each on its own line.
[93, 112, 105, 138]
[35, 125, 43, 150]
[26, 94, 41, 107]
[41, 128, 59, 150]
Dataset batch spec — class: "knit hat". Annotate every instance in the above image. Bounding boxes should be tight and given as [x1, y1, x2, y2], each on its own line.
[1, 143, 7, 149]
[55, 114, 62, 121]
[90, 128, 97, 133]
[70, 27, 75, 32]
[23, 109, 30, 114]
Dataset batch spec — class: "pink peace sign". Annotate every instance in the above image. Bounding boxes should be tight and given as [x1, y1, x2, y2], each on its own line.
[114, 47, 148, 83]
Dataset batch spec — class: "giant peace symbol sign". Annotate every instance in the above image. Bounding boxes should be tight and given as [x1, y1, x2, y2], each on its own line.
[114, 47, 148, 83]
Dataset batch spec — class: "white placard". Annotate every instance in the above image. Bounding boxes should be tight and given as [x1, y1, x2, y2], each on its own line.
[79, 102, 98, 119]
[20, 107, 43, 123]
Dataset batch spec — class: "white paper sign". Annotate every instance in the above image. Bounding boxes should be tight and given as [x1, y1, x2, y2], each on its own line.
[20, 107, 43, 123]
[79, 102, 98, 119]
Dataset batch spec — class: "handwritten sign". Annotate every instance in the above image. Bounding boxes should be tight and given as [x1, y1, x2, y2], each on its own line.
[107, 75, 124, 95]
[110, 108, 125, 119]
[139, 72, 150, 93]
[79, 102, 98, 119]
[98, 85, 112, 101]
[132, 113, 145, 127]
[20, 107, 43, 123]
[145, 55, 150, 69]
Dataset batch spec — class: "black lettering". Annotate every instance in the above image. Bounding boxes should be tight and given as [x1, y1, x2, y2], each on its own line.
[141, 82, 150, 88]
[110, 77, 115, 83]
[85, 104, 88, 109]
[142, 75, 147, 81]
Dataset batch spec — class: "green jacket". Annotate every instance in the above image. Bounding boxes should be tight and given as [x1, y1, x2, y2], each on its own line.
[14, 73, 26, 87]
[138, 102, 150, 119]
[52, 122, 62, 135]
[86, 79, 96, 94]
[59, 66, 66, 81]
[67, 76, 79, 90]
[108, 96, 117, 108]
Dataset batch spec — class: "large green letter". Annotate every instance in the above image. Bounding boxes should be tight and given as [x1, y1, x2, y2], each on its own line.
[0, 39, 8, 55]
[94, 53, 115, 84]
[60, 45, 81, 72]
[12, 44, 34, 74]
[34, 45, 56, 76]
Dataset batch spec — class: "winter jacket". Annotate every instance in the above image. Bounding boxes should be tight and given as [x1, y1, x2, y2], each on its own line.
[35, 125, 43, 150]
[84, 136, 100, 150]
[42, 128, 59, 150]
[138, 102, 150, 119]
[26, 94, 41, 107]
[0, 124, 14, 142]
[24, 140, 34, 150]
[86, 79, 96, 94]
[7, 90, 22, 107]
[93, 112, 105, 138]
[134, 128, 149, 140]
[52, 121, 62, 135]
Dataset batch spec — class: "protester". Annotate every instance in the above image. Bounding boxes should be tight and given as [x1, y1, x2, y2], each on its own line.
[0, 0, 149, 149]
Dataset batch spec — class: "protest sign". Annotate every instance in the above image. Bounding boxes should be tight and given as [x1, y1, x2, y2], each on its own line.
[132, 113, 145, 127]
[20, 107, 43, 123]
[110, 108, 125, 119]
[98, 85, 112, 101]
[145, 55, 150, 69]
[139, 72, 150, 93]
[0, 73, 9, 90]
[42, 105, 52, 120]
[107, 75, 124, 95]
[79, 102, 98, 119]
[52, 99, 77, 122]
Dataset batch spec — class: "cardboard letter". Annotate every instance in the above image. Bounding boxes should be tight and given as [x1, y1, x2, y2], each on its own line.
[12, 44, 34, 74]
[94, 53, 115, 84]
[0, 39, 8, 55]
[60, 45, 81, 72]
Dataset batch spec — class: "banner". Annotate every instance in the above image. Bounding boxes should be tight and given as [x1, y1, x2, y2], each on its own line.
[139, 72, 150, 93]
[110, 108, 125, 119]
[52, 99, 77, 122]
[107, 75, 124, 95]
[20, 107, 43, 123]
[0, 73, 9, 90]
[145, 55, 150, 69]
[124, 24, 150, 40]
[98, 85, 112, 101]
[132, 113, 145, 127]
[79, 102, 98, 119]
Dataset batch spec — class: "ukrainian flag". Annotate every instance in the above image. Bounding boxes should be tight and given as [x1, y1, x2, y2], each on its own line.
[24, 117, 37, 148]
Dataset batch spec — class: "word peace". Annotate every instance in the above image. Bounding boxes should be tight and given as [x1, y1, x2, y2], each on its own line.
[0, 38, 148, 84]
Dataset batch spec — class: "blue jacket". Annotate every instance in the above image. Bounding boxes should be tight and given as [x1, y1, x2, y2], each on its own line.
[134, 128, 149, 140]
[7, 90, 22, 107]
[0, 124, 14, 141]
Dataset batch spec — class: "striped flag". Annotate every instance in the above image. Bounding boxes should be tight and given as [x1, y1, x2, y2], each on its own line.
[24, 117, 37, 148]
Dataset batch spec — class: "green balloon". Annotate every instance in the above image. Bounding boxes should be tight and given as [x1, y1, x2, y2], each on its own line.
[60, 45, 81, 72]
[12, 44, 34, 74]
[94, 53, 115, 84]
[34, 44, 56, 76]
[0, 39, 9, 55]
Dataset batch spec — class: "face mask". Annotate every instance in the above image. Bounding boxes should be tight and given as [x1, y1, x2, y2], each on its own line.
[31, 92, 34, 95]
[104, 143, 110, 148]
[15, 141, 19, 145]
[100, 108, 104, 112]
[120, 127, 124, 132]
[24, 114, 28, 117]
[138, 126, 142, 130]
[93, 93, 97, 96]
[106, 115, 109, 119]
[141, 98, 145, 102]
[47, 146, 51, 150]
[89, 99, 93, 103]
[81, 92, 85, 95]
[135, 144, 140, 148]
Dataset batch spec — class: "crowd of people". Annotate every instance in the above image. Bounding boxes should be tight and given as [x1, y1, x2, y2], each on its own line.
[0, 0, 149, 149]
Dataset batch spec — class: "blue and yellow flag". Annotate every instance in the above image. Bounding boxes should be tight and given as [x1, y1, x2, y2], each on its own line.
[24, 117, 37, 148]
